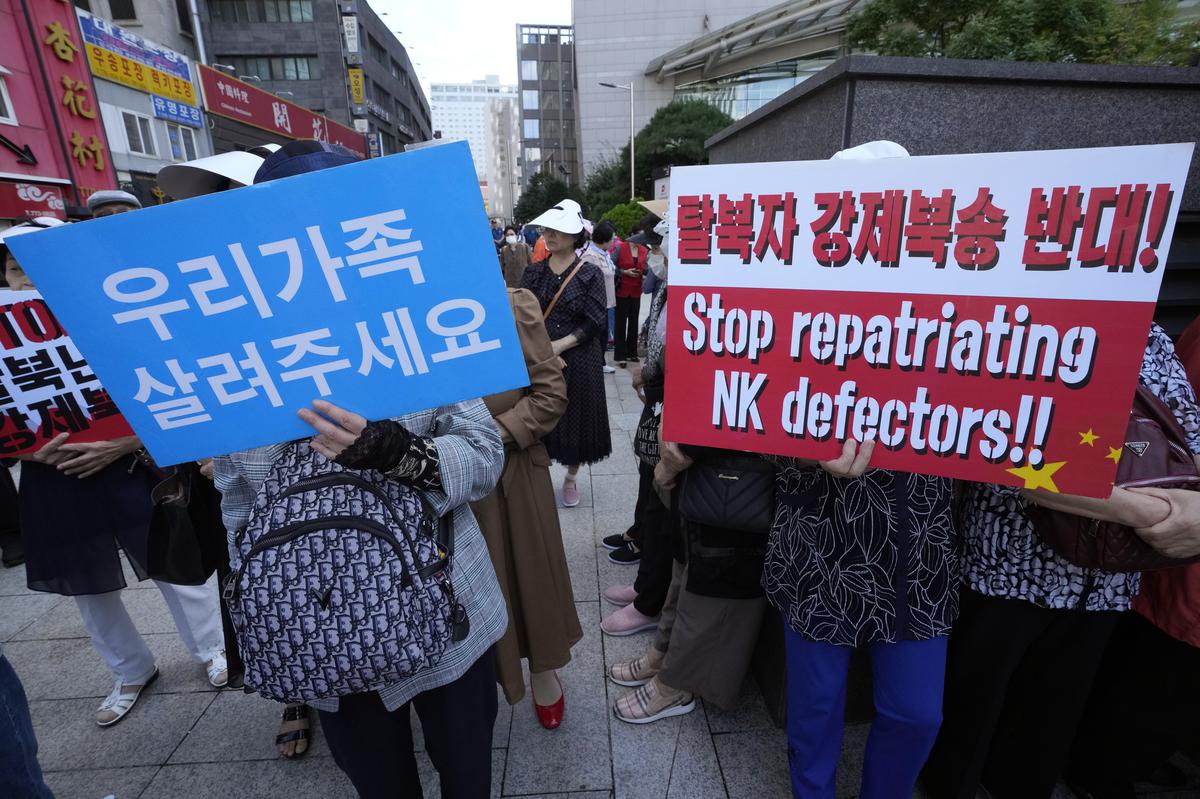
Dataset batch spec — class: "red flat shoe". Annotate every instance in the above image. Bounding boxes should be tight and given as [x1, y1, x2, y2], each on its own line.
[532, 673, 565, 730]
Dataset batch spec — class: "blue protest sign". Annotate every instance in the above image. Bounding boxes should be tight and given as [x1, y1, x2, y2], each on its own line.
[7, 141, 528, 465]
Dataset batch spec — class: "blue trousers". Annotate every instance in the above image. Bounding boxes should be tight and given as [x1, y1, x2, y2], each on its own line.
[785, 627, 946, 799]
[0, 655, 54, 799]
[607, 307, 616, 346]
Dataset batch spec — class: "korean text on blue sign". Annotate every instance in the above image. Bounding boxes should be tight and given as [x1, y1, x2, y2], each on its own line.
[152, 95, 202, 128]
[6, 141, 528, 465]
[76, 9, 192, 82]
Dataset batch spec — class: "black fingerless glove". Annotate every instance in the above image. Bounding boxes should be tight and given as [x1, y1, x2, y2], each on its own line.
[334, 420, 441, 491]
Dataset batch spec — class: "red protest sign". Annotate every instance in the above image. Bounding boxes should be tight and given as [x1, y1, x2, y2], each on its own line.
[0, 291, 133, 455]
[664, 144, 1193, 499]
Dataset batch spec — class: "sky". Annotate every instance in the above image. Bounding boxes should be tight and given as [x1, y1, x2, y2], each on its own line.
[370, 0, 571, 93]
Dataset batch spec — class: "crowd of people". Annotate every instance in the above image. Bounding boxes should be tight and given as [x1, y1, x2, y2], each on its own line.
[0, 138, 1197, 799]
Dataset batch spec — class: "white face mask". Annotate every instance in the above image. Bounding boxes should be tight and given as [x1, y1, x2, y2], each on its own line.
[505, 235, 519, 245]
[647, 252, 666, 280]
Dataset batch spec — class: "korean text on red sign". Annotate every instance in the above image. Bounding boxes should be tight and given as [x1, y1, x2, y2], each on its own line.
[664, 144, 1193, 498]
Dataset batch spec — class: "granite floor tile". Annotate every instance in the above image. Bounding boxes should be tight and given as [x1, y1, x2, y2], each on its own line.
[0, 592, 64, 642]
[43, 765, 159, 799]
[0, 560, 33, 596]
[564, 528, 599, 601]
[504, 602, 612, 795]
[31, 692, 216, 771]
[591, 475, 640, 515]
[713, 727, 792, 799]
[610, 412, 643, 432]
[609, 690, 689, 799]
[139, 756, 353, 799]
[168, 689, 328, 763]
[516, 793, 614, 799]
[666, 703, 726, 799]
[13, 579, 217, 642]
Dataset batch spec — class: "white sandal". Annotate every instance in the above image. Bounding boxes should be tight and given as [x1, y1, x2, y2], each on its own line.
[96, 667, 159, 727]
[206, 651, 228, 688]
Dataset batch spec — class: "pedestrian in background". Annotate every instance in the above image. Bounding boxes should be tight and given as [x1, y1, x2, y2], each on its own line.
[520, 199, 613, 507]
[500, 225, 532, 288]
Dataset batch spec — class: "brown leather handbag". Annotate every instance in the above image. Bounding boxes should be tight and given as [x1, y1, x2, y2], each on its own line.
[1029, 385, 1200, 571]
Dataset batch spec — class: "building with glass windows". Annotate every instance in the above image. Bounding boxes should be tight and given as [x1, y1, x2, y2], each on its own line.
[516, 23, 580, 188]
[430, 76, 517, 183]
[574, 0, 858, 178]
[200, 0, 430, 154]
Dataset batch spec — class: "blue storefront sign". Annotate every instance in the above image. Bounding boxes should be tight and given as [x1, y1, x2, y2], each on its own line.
[7, 142, 526, 465]
[151, 95, 202, 128]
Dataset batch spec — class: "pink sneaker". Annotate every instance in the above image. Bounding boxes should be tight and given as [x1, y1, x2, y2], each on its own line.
[601, 603, 659, 636]
[562, 480, 580, 508]
[603, 584, 637, 607]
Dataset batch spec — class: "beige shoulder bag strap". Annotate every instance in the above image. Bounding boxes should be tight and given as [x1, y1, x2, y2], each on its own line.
[543, 257, 586, 321]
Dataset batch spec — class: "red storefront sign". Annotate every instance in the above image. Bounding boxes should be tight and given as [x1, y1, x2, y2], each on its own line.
[197, 65, 367, 157]
[17, 0, 117, 203]
[0, 181, 67, 220]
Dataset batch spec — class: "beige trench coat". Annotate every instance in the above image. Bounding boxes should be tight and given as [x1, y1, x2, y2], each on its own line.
[470, 288, 582, 703]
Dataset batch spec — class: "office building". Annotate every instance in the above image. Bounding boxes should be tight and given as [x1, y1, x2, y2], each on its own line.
[199, 0, 430, 154]
[430, 75, 516, 182]
[573, 0, 845, 176]
[486, 95, 521, 220]
[516, 23, 579, 187]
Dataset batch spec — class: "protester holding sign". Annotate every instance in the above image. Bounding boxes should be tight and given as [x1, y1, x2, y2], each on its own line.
[470, 287, 581, 729]
[0, 220, 227, 728]
[926, 324, 1200, 799]
[521, 199, 613, 507]
[208, 142, 509, 797]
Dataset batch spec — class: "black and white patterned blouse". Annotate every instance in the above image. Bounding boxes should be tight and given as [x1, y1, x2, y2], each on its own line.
[963, 324, 1200, 612]
[762, 465, 959, 646]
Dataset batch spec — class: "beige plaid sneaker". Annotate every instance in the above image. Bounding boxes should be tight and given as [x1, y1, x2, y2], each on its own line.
[608, 652, 661, 687]
[613, 676, 695, 725]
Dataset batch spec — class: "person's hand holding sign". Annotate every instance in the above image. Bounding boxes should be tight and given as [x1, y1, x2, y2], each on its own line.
[818, 437, 877, 479]
[57, 436, 142, 479]
[298, 400, 369, 462]
[298, 400, 422, 476]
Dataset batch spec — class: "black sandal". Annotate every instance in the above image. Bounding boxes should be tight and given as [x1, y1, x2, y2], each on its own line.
[276, 704, 312, 759]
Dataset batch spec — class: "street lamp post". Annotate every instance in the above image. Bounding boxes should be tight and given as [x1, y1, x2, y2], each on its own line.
[600, 81, 634, 200]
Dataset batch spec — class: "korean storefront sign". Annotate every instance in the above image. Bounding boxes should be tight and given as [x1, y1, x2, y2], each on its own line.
[7, 142, 527, 465]
[151, 95, 203, 128]
[664, 144, 1192, 498]
[348, 68, 365, 105]
[22, 0, 117, 201]
[0, 290, 133, 455]
[197, 65, 367, 158]
[76, 10, 197, 105]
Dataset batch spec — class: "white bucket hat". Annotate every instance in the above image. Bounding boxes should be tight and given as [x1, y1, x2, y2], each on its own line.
[529, 198, 584, 235]
[832, 140, 909, 161]
[157, 143, 282, 199]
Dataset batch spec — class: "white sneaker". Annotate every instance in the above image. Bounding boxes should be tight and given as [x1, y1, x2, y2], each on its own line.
[206, 650, 228, 688]
[602, 364, 616, 374]
[96, 668, 158, 727]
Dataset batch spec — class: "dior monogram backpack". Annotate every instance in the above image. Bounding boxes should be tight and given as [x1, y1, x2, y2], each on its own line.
[224, 442, 463, 703]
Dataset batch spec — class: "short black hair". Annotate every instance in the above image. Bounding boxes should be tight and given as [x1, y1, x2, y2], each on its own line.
[573, 229, 589, 250]
[504, 225, 518, 236]
[592, 221, 616, 246]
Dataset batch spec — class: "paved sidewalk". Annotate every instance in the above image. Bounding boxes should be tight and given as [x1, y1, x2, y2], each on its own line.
[2, 361, 1195, 798]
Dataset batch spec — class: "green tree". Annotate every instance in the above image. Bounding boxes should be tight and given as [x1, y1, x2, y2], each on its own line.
[584, 100, 734, 212]
[599, 199, 647, 238]
[847, 0, 1199, 65]
[513, 171, 587, 225]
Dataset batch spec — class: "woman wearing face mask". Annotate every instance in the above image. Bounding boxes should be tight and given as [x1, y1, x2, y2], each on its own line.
[500, 225, 532, 288]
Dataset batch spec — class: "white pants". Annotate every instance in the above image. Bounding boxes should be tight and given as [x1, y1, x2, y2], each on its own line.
[75, 580, 224, 684]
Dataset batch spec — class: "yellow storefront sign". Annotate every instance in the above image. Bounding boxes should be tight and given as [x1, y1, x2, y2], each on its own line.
[348, 68, 365, 105]
[85, 43, 197, 105]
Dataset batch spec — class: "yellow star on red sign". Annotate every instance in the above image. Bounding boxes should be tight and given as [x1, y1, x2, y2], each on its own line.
[1006, 460, 1066, 493]
[1079, 429, 1099, 447]
[1106, 447, 1122, 464]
